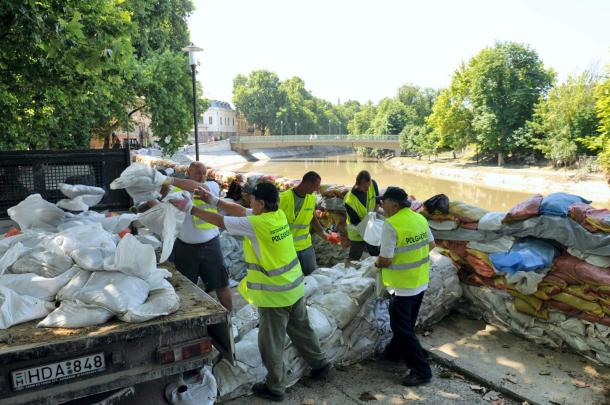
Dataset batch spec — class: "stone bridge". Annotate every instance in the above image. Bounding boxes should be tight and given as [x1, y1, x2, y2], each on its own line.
[229, 135, 401, 155]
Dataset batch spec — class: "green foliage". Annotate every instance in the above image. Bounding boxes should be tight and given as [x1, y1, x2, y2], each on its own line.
[528, 72, 600, 165]
[0, 0, 198, 154]
[400, 124, 439, 159]
[427, 66, 473, 151]
[232, 70, 359, 136]
[348, 103, 377, 135]
[594, 71, 610, 172]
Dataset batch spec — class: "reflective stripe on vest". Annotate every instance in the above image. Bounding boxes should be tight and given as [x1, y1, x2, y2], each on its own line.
[247, 275, 304, 292]
[279, 189, 316, 252]
[344, 183, 376, 242]
[173, 185, 218, 230]
[381, 208, 430, 289]
[238, 210, 304, 308]
[246, 256, 300, 277]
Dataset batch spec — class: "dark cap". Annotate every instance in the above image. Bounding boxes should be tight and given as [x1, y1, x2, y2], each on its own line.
[380, 186, 410, 206]
[252, 182, 278, 204]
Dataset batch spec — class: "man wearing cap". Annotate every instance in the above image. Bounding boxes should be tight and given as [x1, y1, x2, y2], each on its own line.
[375, 186, 434, 387]
[343, 170, 381, 260]
[279, 171, 332, 275]
[171, 182, 330, 402]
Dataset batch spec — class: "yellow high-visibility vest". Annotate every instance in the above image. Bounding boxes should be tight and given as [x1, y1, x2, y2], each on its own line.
[279, 189, 316, 252]
[173, 185, 218, 230]
[343, 183, 376, 241]
[238, 210, 304, 308]
[381, 207, 430, 289]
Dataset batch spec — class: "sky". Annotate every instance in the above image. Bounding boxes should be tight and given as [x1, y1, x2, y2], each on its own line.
[188, 0, 610, 105]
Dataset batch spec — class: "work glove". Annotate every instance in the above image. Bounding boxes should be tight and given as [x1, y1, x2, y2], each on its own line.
[169, 191, 193, 213]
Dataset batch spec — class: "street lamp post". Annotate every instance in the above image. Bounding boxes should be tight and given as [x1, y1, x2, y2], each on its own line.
[328, 119, 331, 136]
[280, 120, 283, 136]
[182, 43, 203, 161]
[294, 122, 297, 135]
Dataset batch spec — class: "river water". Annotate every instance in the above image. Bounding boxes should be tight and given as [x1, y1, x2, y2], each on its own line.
[228, 154, 538, 211]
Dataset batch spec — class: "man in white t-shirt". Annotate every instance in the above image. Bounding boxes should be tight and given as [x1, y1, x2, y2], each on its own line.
[163, 162, 232, 311]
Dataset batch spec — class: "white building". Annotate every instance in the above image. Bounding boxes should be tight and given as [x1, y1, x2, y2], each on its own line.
[194, 100, 237, 142]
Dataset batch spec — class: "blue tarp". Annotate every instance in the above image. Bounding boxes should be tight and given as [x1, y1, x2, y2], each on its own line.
[490, 238, 559, 274]
[539, 192, 591, 217]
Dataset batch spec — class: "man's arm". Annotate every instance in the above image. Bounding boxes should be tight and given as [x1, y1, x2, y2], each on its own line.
[375, 223, 395, 269]
[190, 206, 226, 229]
[311, 214, 329, 239]
[194, 186, 247, 217]
[170, 177, 207, 193]
[344, 204, 361, 226]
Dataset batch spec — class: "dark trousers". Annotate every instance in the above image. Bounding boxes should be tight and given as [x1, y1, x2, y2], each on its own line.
[348, 240, 380, 260]
[386, 292, 432, 379]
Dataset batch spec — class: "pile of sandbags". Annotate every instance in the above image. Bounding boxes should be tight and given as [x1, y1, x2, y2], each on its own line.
[425, 192, 610, 364]
[212, 254, 462, 401]
[219, 231, 247, 280]
[0, 191, 181, 330]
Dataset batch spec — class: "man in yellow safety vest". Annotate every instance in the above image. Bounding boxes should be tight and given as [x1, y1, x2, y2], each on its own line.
[279, 171, 332, 275]
[343, 170, 381, 260]
[374, 186, 435, 387]
[171, 182, 330, 402]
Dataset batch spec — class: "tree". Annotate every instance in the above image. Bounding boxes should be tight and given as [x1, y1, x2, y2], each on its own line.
[232, 70, 282, 135]
[0, 0, 201, 154]
[400, 124, 439, 160]
[397, 84, 438, 125]
[348, 103, 377, 135]
[427, 66, 474, 151]
[368, 98, 416, 135]
[528, 72, 600, 166]
[595, 69, 610, 174]
[467, 42, 555, 165]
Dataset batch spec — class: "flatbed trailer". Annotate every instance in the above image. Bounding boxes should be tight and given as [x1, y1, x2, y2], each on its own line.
[0, 268, 235, 405]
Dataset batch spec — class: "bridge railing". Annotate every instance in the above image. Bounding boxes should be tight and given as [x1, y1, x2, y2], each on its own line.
[229, 134, 400, 143]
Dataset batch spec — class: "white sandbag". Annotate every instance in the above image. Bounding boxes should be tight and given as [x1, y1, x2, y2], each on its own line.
[59, 183, 105, 200]
[303, 275, 320, 298]
[214, 329, 266, 400]
[57, 195, 101, 212]
[310, 292, 359, 328]
[0, 267, 78, 301]
[283, 344, 309, 387]
[428, 220, 459, 231]
[72, 247, 115, 271]
[113, 234, 156, 279]
[165, 366, 217, 405]
[37, 300, 113, 328]
[477, 212, 506, 231]
[119, 280, 180, 323]
[75, 271, 150, 315]
[57, 268, 92, 301]
[467, 236, 514, 254]
[10, 248, 73, 277]
[567, 247, 610, 268]
[110, 163, 168, 203]
[333, 276, 375, 305]
[320, 328, 347, 364]
[310, 273, 333, 289]
[143, 267, 173, 290]
[137, 202, 185, 263]
[233, 304, 259, 339]
[363, 212, 383, 247]
[0, 286, 55, 329]
[48, 223, 116, 256]
[505, 270, 548, 295]
[0, 232, 50, 256]
[99, 213, 138, 234]
[0, 242, 30, 275]
[307, 305, 336, 342]
[136, 234, 163, 250]
[8, 194, 65, 231]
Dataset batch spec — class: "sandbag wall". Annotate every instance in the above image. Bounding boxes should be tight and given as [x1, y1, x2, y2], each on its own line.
[422, 192, 610, 366]
[212, 253, 461, 402]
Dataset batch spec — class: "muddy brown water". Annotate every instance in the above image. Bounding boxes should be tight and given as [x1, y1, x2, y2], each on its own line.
[229, 155, 586, 212]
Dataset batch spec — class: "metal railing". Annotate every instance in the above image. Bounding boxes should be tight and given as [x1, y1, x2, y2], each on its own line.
[229, 134, 400, 143]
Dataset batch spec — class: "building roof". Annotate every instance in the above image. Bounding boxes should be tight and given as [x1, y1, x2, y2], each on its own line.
[209, 100, 234, 110]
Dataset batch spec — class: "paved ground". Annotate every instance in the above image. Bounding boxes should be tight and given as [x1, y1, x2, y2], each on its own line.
[226, 358, 519, 405]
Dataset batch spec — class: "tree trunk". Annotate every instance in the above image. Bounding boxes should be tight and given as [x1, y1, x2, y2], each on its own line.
[497, 151, 504, 166]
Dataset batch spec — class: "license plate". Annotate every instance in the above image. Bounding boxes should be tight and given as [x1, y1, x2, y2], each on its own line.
[11, 353, 106, 391]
